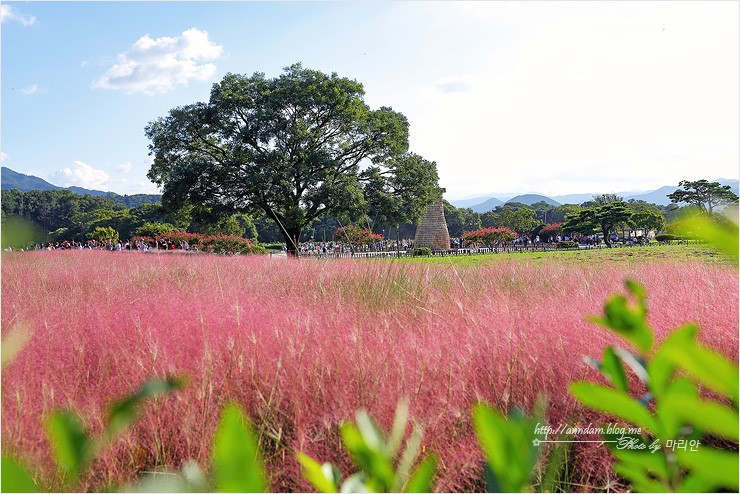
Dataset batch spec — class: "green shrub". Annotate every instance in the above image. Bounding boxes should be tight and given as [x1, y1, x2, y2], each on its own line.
[556, 240, 578, 249]
[49, 228, 69, 242]
[86, 226, 118, 243]
[262, 243, 284, 251]
[134, 222, 177, 237]
[412, 247, 432, 257]
[655, 234, 680, 242]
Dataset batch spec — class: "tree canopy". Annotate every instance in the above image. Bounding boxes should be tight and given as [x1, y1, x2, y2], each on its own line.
[563, 202, 633, 246]
[146, 64, 441, 254]
[667, 180, 738, 213]
[627, 200, 665, 234]
[497, 206, 539, 236]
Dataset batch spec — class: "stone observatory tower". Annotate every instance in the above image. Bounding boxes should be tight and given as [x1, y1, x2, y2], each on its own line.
[414, 197, 450, 250]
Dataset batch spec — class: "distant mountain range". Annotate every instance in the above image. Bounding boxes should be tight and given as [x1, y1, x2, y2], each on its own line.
[452, 179, 740, 212]
[2, 166, 115, 195]
[1, 166, 162, 207]
[3, 166, 738, 213]
[506, 194, 560, 207]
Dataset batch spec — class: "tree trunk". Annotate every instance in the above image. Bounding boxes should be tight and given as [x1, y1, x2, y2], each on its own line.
[283, 226, 302, 257]
[602, 224, 612, 247]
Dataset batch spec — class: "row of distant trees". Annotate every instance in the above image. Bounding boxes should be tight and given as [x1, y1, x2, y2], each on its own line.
[444, 180, 737, 242]
[561, 181, 738, 246]
[0, 187, 412, 247]
[0, 188, 251, 243]
[2, 179, 735, 250]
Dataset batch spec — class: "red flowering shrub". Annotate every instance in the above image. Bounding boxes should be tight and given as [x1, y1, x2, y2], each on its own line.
[462, 227, 517, 247]
[151, 232, 266, 255]
[155, 231, 205, 249]
[539, 223, 563, 238]
[131, 236, 154, 245]
[200, 234, 266, 255]
[333, 225, 384, 245]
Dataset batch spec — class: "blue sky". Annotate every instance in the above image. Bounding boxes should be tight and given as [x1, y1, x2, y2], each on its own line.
[2, 1, 738, 200]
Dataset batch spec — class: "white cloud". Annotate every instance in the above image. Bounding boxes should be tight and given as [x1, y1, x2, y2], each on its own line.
[52, 161, 111, 189]
[92, 27, 223, 95]
[116, 162, 132, 173]
[49, 161, 160, 194]
[18, 84, 40, 96]
[1, 5, 36, 26]
[1, 152, 9, 163]
[434, 75, 474, 93]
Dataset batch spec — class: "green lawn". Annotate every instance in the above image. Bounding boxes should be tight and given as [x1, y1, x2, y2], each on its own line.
[394, 242, 730, 267]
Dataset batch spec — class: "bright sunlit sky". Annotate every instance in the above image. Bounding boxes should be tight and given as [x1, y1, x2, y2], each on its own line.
[2, 1, 738, 200]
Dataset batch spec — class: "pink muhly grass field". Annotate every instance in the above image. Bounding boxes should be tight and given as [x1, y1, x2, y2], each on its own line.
[1, 251, 737, 491]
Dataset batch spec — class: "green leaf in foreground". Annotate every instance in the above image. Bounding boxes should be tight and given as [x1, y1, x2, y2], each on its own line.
[662, 394, 739, 441]
[1, 456, 39, 492]
[612, 462, 666, 492]
[1, 322, 32, 369]
[588, 290, 652, 354]
[212, 402, 266, 493]
[387, 397, 409, 458]
[403, 455, 436, 493]
[107, 377, 186, 438]
[473, 403, 539, 493]
[677, 448, 739, 491]
[45, 411, 89, 480]
[648, 324, 697, 399]
[601, 347, 628, 392]
[296, 453, 339, 493]
[538, 438, 572, 493]
[124, 460, 209, 492]
[340, 421, 394, 491]
[660, 338, 739, 404]
[569, 382, 656, 433]
[393, 424, 424, 491]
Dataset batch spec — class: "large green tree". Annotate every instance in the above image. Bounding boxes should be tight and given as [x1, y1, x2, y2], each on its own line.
[592, 193, 623, 205]
[361, 153, 442, 231]
[548, 204, 582, 223]
[667, 180, 738, 213]
[627, 200, 665, 235]
[459, 207, 482, 233]
[443, 201, 465, 237]
[146, 64, 440, 255]
[563, 202, 633, 247]
[497, 206, 540, 236]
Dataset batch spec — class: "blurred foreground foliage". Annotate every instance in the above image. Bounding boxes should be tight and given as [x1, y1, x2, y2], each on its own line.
[572, 279, 738, 492]
[1, 216, 45, 249]
[669, 209, 738, 263]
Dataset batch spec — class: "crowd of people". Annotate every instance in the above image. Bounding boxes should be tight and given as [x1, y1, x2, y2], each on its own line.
[298, 239, 414, 256]
[10, 232, 650, 254]
[23, 238, 193, 252]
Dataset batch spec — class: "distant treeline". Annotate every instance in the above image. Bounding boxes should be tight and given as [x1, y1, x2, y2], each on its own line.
[105, 192, 163, 208]
[441, 198, 685, 237]
[0, 188, 687, 248]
